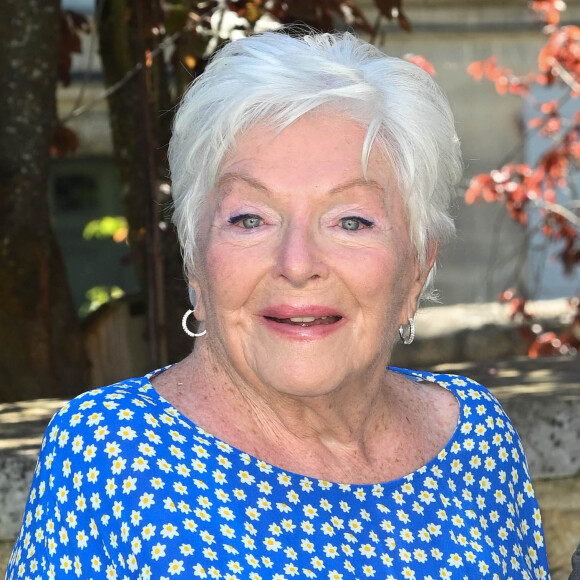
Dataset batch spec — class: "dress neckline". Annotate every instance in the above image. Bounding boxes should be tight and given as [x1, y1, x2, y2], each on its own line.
[141, 365, 465, 489]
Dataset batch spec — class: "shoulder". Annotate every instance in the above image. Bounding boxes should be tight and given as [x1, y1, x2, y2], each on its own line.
[46, 374, 159, 430]
[32, 372, 202, 495]
[39, 372, 182, 465]
[390, 366, 523, 449]
[390, 366, 501, 407]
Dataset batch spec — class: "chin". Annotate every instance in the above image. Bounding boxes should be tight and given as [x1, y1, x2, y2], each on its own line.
[254, 363, 354, 400]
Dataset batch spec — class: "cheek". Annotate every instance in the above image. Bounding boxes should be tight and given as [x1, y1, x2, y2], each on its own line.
[348, 246, 417, 329]
[346, 245, 411, 292]
[203, 242, 267, 314]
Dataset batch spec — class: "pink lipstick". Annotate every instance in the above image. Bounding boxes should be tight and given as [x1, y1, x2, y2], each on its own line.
[264, 315, 341, 327]
[259, 305, 345, 338]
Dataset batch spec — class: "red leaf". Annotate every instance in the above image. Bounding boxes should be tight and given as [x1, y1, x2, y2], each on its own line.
[397, 11, 412, 33]
[404, 54, 435, 76]
[465, 174, 492, 204]
[467, 60, 484, 81]
[528, 332, 560, 358]
[540, 99, 559, 114]
[51, 125, 79, 157]
[495, 76, 509, 95]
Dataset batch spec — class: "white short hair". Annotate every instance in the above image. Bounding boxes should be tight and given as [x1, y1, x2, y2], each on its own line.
[169, 31, 462, 301]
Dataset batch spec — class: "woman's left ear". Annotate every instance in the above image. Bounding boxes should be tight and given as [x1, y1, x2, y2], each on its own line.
[424, 240, 439, 278]
[405, 241, 439, 319]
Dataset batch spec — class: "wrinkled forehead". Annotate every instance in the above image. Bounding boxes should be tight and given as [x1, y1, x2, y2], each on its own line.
[209, 115, 398, 210]
[212, 109, 398, 194]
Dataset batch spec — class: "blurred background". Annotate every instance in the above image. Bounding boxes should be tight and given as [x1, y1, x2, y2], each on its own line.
[1, 1, 579, 577]
[2, 0, 580, 399]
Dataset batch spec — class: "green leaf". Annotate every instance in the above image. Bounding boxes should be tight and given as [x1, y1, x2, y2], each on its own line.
[82, 216, 128, 240]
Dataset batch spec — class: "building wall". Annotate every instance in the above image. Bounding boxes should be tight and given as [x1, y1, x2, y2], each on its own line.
[357, 1, 579, 304]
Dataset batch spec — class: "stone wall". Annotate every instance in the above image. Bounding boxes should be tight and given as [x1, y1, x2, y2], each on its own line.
[432, 355, 580, 580]
[535, 478, 580, 580]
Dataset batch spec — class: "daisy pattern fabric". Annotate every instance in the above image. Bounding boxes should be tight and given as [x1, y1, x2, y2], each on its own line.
[7, 367, 550, 580]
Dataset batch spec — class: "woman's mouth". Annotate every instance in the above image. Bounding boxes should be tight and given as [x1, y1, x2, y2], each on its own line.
[265, 315, 342, 327]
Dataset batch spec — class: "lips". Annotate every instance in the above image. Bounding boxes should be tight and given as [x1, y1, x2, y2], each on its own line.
[259, 306, 345, 339]
[265, 315, 342, 327]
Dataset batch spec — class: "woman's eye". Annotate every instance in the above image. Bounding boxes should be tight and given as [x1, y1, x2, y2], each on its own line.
[228, 214, 263, 229]
[339, 217, 373, 231]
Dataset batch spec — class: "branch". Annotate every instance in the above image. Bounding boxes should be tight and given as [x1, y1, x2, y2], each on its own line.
[60, 25, 192, 123]
[548, 56, 580, 94]
[536, 198, 580, 230]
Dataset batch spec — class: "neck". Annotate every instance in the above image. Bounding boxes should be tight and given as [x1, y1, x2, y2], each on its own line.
[158, 342, 407, 482]
[205, 341, 393, 434]
[152, 344, 457, 484]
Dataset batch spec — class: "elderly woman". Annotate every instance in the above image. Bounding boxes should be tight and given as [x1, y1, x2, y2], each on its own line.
[8, 32, 549, 579]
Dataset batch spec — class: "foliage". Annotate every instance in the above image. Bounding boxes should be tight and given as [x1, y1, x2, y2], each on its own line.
[51, 10, 91, 158]
[466, 0, 580, 356]
[157, 0, 411, 89]
[80, 217, 129, 317]
[83, 216, 129, 243]
[79, 285, 126, 317]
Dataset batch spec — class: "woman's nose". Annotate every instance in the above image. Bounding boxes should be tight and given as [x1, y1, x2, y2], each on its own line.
[273, 222, 330, 286]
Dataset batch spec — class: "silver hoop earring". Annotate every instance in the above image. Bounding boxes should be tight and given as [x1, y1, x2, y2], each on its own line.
[398, 317, 415, 345]
[182, 309, 207, 338]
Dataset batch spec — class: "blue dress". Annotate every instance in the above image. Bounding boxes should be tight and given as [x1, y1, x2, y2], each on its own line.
[7, 367, 550, 579]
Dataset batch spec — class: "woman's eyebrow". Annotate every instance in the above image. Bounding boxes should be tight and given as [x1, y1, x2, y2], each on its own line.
[217, 173, 384, 197]
[217, 172, 271, 194]
[328, 177, 384, 196]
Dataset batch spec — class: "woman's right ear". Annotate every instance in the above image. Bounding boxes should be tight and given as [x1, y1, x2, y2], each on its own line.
[188, 280, 206, 320]
[187, 285, 196, 307]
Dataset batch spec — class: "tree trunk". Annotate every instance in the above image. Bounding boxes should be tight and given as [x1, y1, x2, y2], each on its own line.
[0, 0, 90, 401]
[97, 0, 192, 369]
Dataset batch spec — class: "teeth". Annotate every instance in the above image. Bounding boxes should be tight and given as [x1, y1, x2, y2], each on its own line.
[289, 317, 317, 323]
